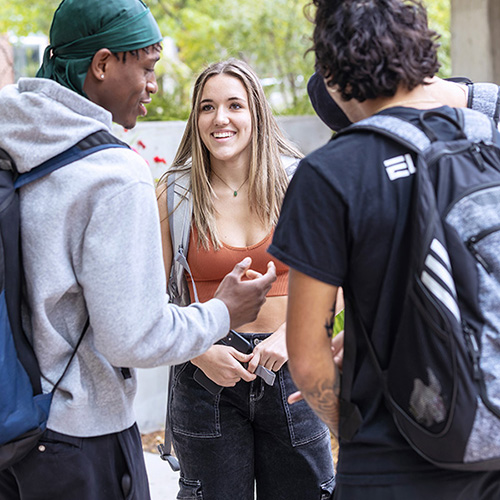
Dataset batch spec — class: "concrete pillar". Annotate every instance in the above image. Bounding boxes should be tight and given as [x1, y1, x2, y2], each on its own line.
[490, 0, 500, 83]
[451, 0, 500, 83]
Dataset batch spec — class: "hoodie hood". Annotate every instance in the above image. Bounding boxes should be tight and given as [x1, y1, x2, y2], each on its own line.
[0, 77, 112, 174]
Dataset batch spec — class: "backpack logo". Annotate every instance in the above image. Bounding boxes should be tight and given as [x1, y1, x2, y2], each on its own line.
[384, 154, 416, 181]
[421, 238, 461, 322]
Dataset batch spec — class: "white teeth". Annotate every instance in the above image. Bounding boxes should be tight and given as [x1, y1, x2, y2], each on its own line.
[213, 132, 235, 138]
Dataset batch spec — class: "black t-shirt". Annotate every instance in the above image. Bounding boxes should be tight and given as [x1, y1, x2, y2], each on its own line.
[269, 106, 484, 485]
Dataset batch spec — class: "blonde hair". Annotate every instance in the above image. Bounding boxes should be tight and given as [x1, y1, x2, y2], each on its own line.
[158, 58, 303, 249]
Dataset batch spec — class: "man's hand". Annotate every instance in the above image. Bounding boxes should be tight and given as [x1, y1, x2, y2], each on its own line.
[214, 257, 276, 330]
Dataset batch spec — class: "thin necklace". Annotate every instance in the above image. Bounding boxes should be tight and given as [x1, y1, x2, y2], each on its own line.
[211, 170, 249, 197]
[376, 99, 441, 113]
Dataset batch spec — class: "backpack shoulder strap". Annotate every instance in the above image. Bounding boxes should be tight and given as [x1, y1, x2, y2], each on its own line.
[15, 130, 128, 188]
[159, 169, 192, 472]
[337, 114, 430, 153]
[281, 155, 300, 178]
[2, 131, 126, 405]
[338, 109, 496, 151]
[13, 132, 129, 385]
[166, 169, 198, 304]
[167, 169, 191, 253]
[459, 107, 496, 143]
[467, 82, 500, 126]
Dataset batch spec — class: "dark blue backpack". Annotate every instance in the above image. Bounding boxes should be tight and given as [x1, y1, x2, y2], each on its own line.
[0, 130, 128, 470]
[338, 108, 500, 470]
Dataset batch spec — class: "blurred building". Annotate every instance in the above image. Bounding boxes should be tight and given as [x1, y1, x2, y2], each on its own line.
[451, 0, 499, 83]
[0, 35, 47, 90]
[0, 35, 14, 89]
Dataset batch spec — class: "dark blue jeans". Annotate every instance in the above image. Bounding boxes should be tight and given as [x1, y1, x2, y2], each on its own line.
[170, 334, 335, 500]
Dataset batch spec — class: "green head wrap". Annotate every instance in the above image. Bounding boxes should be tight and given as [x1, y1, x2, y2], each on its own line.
[36, 0, 162, 96]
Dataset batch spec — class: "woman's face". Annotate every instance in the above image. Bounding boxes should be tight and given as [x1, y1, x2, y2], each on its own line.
[197, 74, 253, 165]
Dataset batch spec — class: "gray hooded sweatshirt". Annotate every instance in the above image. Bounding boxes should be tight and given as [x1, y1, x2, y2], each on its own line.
[0, 78, 229, 436]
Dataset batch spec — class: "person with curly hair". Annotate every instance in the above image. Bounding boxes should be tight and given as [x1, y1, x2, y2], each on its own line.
[269, 0, 500, 498]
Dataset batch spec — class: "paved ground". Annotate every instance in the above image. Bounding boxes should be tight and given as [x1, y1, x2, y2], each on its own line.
[144, 451, 179, 499]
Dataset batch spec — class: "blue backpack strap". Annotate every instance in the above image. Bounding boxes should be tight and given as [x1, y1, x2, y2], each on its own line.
[11, 130, 129, 384]
[15, 130, 129, 188]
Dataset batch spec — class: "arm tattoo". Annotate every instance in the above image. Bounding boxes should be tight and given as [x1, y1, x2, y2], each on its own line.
[302, 363, 341, 436]
[324, 303, 336, 338]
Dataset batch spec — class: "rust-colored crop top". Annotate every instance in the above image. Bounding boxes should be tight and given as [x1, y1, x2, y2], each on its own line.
[186, 224, 289, 303]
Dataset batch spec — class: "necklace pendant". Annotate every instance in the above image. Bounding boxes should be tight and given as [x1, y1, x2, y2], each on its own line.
[233, 191, 238, 197]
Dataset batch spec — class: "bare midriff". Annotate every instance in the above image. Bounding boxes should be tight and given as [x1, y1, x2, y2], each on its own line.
[236, 295, 287, 334]
[186, 224, 289, 333]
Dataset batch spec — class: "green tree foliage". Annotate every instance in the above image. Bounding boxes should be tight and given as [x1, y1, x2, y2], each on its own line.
[425, 0, 451, 77]
[146, 0, 315, 120]
[0, 2, 60, 36]
[1, 0, 451, 120]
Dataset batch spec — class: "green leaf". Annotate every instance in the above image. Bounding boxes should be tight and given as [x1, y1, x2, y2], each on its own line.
[333, 309, 344, 337]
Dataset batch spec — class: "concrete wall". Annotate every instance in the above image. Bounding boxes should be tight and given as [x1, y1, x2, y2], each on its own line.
[451, 0, 500, 83]
[134, 366, 170, 434]
[129, 115, 331, 433]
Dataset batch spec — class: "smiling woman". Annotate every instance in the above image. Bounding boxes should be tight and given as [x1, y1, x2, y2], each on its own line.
[156, 59, 336, 500]
[197, 74, 253, 170]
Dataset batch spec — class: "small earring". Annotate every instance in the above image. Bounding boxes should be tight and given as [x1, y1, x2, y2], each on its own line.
[100, 74, 104, 79]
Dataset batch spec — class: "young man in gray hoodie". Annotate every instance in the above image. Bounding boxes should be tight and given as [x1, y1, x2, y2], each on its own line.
[0, 1, 275, 499]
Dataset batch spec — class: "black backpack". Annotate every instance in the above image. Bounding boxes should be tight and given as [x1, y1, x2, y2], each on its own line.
[0, 130, 128, 471]
[338, 108, 500, 471]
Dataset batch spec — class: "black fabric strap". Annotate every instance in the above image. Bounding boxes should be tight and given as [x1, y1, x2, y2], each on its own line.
[466, 82, 474, 110]
[158, 366, 180, 471]
[338, 303, 363, 442]
[52, 317, 90, 393]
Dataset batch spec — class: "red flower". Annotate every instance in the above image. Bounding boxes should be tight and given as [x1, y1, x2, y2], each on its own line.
[153, 156, 167, 164]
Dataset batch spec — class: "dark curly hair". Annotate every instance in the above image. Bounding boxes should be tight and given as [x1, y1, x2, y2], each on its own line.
[311, 0, 441, 102]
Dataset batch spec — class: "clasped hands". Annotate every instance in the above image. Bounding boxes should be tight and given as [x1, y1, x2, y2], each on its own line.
[191, 325, 288, 387]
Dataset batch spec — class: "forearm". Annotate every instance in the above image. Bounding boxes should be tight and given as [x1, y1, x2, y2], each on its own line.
[289, 353, 340, 435]
[286, 269, 340, 434]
